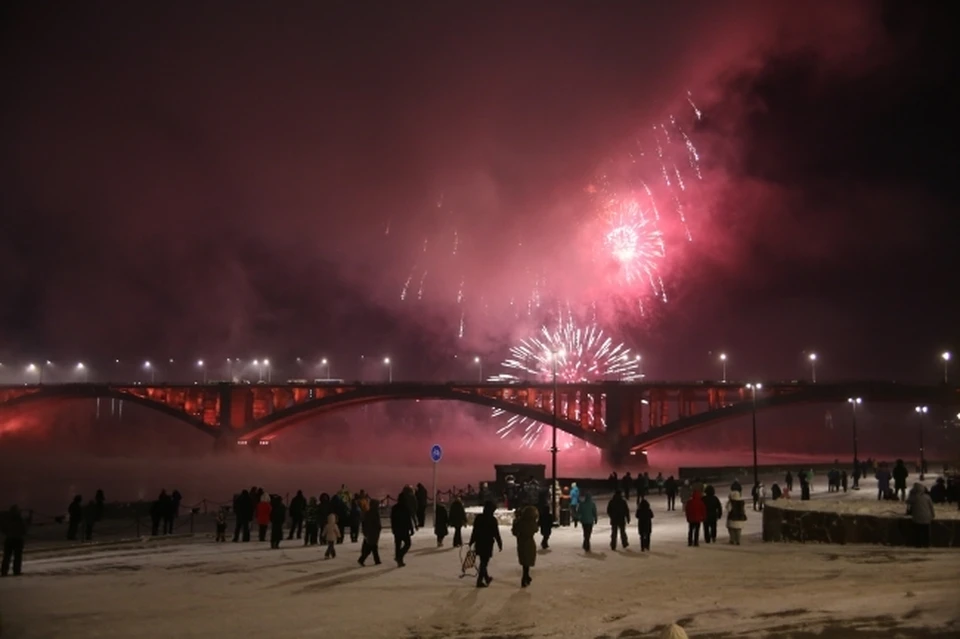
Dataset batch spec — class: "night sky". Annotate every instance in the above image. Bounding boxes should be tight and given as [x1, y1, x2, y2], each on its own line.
[1, 0, 957, 385]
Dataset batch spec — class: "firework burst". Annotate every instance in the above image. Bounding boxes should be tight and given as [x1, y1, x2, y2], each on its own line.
[490, 316, 641, 449]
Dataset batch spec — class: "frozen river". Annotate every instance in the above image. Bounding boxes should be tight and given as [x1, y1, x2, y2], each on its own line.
[2, 478, 958, 638]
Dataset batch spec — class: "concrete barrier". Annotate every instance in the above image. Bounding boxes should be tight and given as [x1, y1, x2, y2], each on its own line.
[762, 505, 959, 547]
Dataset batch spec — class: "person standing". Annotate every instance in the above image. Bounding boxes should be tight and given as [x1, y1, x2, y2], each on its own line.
[82, 499, 97, 541]
[892, 460, 909, 501]
[906, 483, 935, 548]
[1, 505, 26, 577]
[726, 490, 747, 545]
[288, 490, 306, 540]
[415, 483, 429, 529]
[784, 471, 793, 493]
[255, 493, 271, 542]
[391, 493, 414, 567]
[512, 505, 538, 588]
[875, 465, 892, 501]
[358, 499, 382, 566]
[269, 495, 286, 549]
[702, 485, 723, 544]
[685, 490, 706, 547]
[233, 489, 253, 543]
[468, 501, 503, 588]
[304, 497, 319, 546]
[170, 489, 182, 530]
[67, 495, 82, 541]
[537, 493, 552, 549]
[636, 497, 654, 552]
[322, 513, 339, 559]
[578, 493, 598, 552]
[664, 476, 678, 511]
[349, 496, 362, 543]
[622, 472, 632, 501]
[607, 490, 630, 550]
[434, 500, 449, 547]
[215, 508, 227, 542]
[448, 495, 467, 547]
[569, 482, 581, 528]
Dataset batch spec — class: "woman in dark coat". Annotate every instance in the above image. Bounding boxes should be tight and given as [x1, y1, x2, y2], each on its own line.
[448, 496, 467, 547]
[468, 501, 502, 588]
[434, 501, 449, 547]
[358, 499, 382, 565]
[511, 504, 538, 588]
[636, 497, 654, 552]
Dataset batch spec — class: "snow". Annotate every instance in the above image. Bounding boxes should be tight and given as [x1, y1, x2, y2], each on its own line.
[2, 477, 958, 638]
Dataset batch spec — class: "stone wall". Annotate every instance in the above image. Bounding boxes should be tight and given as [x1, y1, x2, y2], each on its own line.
[762, 505, 960, 547]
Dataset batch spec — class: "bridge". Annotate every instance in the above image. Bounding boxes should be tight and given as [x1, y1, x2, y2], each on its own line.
[0, 381, 956, 462]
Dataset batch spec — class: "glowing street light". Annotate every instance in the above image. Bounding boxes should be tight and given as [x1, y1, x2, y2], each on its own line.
[383, 357, 392, 383]
[746, 383, 763, 488]
[76, 362, 88, 383]
[264, 358, 271, 383]
[143, 360, 155, 384]
[808, 352, 818, 383]
[915, 406, 928, 479]
[320, 357, 330, 379]
[196, 359, 206, 384]
[719, 353, 728, 383]
[26, 363, 41, 384]
[848, 397, 862, 487]
[473, 356, 483, 383]
[942, 351, 952, 384]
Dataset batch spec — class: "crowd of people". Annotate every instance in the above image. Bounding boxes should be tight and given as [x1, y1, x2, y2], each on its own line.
[2, 464, 957, 580]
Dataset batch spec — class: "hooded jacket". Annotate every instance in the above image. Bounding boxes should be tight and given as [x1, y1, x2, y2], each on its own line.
[448, 498, 467, 527]
[391, 496, 414, 537]
[362, 500, 382, 543]
[703, 486, 723, 522]
[607, 492, 630, 525]
[511, 505, 538, 567]
[906, 483, 935, 525]
[636, 499, 654, 534]
[469, 501, 503, 558]
[322, 513, 339, 543]
[726, 491, 747, 529]
[685, 490, 706, 524]
[569, 483, 580, 507]
[578, 494, 598, 526]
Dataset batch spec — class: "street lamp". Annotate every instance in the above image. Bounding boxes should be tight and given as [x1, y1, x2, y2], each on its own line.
[76, 362, 87, 383]
[943, 351, 952, 384]
[549, 349, 565, 523]
[264, 359, 271, 383]
[26, 363, 40, 384]
[197, 360, 206, 384]
[719, 353, 728, 383]
[848, 397, 862, 487]
[915, 405, 928, 479]
[384, 357, 392, 383]
[808, 353, 818, 383]
[320, 357, 330, 379]
[746, 383, 762, 488]
[144, 361, 155, 384]
[474, 356, 482, 383]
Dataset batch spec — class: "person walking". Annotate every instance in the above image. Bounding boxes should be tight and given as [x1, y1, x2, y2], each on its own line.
[537, 493, 552, 549]
[685, 489, 706, 547]
[358, 499, 382, 566]
[448, 495, 467, 547]
[304, 496, 319, 546]
[215, 508, 227, 542]
[785, 471, 793, 493]
[233, 489, 253, 543]
[892, 460, 909, 502]
[1, 505, 26, 577]
[578, 493, 598, 552]
[569, 482, 581, 528]
[875, 465, 892, 501]
[322, 513, 339, 559]
[391, 493, 414, 567]
[415, 483, 429, 529]
[636, 497, 654, 552]
[512, 504, 538, 588]
[607, 490, 630, 550]
[664, 476, 678, 511]
[269, 494, 286, 549]
[288, 490, 306, 540]
[67, 495, 83, 541]
[434, 499, 449, 547]
[726, 490, 747, 545]
[468, 501, 503, 588]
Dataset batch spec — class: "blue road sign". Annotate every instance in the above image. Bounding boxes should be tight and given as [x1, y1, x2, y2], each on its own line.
[430, 444, 443, 463]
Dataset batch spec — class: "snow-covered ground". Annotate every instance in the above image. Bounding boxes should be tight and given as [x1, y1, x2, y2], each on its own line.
[2, 478, 958, 639]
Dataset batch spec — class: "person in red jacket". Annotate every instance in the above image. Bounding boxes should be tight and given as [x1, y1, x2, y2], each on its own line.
[255, 493, 272, 542]
[685, 490, 706, 547]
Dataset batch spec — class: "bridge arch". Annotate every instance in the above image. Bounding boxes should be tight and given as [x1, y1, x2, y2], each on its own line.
[0, 384, 217, 437]
[239, 385, 605, 447]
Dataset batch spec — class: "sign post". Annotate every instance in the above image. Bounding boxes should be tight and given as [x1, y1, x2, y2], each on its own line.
[430, 444, 443, 525]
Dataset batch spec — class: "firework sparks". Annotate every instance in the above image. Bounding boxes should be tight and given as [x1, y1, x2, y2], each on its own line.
[490, 315, 641, 449]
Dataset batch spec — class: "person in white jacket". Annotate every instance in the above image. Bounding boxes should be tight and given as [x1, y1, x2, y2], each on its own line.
[726, 490, 747, 545]
[322, 514, 339, 559]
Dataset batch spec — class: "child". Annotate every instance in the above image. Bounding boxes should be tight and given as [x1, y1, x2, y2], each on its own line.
[215, 508, 227, 542]
[636, 497, 653, 552]
[322, 513, 339, 559]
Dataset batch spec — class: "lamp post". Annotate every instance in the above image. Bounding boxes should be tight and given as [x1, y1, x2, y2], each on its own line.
[746, 383, 762, 488]
[549, 349, 565, 523]
[474, 356, 482, 383]
[144, 361, 155, 384]
[264, 359, 271, 383]
[848, 397, 862, 486]
[384, 357, 392, 383]
[26, 363, 40, 384]
[809, 353, 817, 383]
[321, 358, 330, 379]
[719, 353, 728, 383]
[197, 360, 206, 384]
[76, 362, 87, 383]
[915, 405, 928, 480]
[943, 351, 952, 384]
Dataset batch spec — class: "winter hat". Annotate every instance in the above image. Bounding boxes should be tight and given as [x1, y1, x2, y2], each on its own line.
[659, 624, 689, 639]
[261, 494, 269, 503]
[729, 491, 743, 501]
